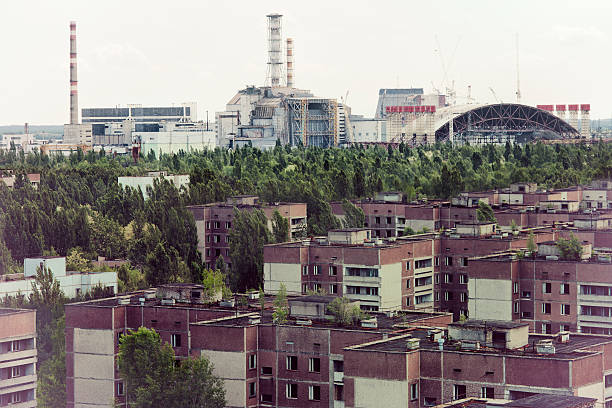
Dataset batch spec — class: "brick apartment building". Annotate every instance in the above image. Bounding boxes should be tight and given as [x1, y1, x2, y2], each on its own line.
[65, 288, 452, 408]
[264, 225, 557, 319]
[65, 289, 612, 408]
[0, 308, 37, 407]
[187, 196, 307, 269]
[467, 235, 612, 335]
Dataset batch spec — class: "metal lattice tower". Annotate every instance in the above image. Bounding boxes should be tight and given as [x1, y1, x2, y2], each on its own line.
[266, 14, 284, 87]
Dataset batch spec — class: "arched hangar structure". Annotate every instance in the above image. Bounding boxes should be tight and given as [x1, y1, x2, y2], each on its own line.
[434, 103, 580, 144]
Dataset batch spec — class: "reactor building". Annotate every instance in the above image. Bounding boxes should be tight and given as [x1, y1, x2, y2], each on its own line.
[216, 14, 352, 149]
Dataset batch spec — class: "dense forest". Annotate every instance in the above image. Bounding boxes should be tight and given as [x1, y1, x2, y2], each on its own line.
[1, 141, 611, 286]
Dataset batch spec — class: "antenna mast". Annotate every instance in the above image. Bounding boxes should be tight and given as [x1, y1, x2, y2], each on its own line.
[515, 33, 521, 103]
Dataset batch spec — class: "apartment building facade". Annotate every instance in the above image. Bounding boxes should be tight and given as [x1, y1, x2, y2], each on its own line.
[264, 228, 438, 312]
[187, 196, 307, 270]
[467, 240, 612, 335]
[0, 308, 37, 407]
[65, 288, 452, 408]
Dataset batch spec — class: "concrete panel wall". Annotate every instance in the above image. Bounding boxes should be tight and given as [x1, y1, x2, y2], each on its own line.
[380, 262, 402, 311]
[353, 377, 408, 408]
[468, 279, 512, 320]
[73, 328, 115, 407]
[264, 263, 301, 295]
[200, 350, 245, 407]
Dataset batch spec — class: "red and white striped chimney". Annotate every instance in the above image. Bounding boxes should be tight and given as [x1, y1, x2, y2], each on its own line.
[286, 38, 294, 88]
[70, 21, 78, 124]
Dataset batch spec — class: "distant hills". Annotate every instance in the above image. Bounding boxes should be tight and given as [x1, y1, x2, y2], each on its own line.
[0, 125, 63, 135]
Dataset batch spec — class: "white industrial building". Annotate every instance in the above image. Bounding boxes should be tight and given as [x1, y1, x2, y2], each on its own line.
[134, 122, 216, 156]
[118, 171, 189, 199]
[0, 256, 118, 299]
[350, 116, 387, 143]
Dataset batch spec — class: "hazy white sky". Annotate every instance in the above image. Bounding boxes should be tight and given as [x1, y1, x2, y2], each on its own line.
[1, 0, 611, 125]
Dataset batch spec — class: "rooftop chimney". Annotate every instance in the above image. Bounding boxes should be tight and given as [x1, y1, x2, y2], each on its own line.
[286, 38, 294, 88]
[69, 21, 78, 124]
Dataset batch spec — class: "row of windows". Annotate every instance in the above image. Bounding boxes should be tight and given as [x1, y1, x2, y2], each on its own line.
[286, 383, 321, 400]
[206, 234, 230, 243]
[542, 282, 571, 295]
[346, 286, 378, 296]
[205, 248, 230, 259]
[581, 285, 612, 296]
[205, 221, 232, 229]
[286, 356, 321, 372]
[538, 303, 571, 315]
[303, 265, 337, 276]
[541, 323, 570, 334]
[302, 283, 339, 294]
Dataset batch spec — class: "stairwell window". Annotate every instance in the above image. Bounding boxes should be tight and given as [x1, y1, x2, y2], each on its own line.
[286, 383, 298, 399]
[309, 385, 321, 401]
[410, 383, 418, 401]
[171, 334, 181, 348]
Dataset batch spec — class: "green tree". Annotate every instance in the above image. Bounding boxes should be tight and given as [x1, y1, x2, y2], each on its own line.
[526, 230, 537, 255]
[326, 297, 368, 326]
[37, 316, 66, 408]
[271, 210, 290, 243]
[117, 264, 147, 293]
[89, 212, 127, 259]
[476, 201, 497, 223]
[66, 247, 90, 271]
[228, 209, 270, 291]
[144, 243, 190, 286]
[272, 283, 288, 324]
[557, 233, 583, 261]
[341, 199, 365, 228]
[118, 327, 226, 408]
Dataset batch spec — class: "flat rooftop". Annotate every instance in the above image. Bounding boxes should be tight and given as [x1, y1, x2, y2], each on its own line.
[504, 394, 596, 408]
[449, 320, 528, 330]
[348, 329, 612, 359]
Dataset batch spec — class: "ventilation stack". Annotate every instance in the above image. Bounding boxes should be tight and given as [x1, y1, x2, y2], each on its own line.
[69, 21, 78, 124]
[580, 104, 591, 138]
[286, 38, 294, 88]
[568, 105, 579, 135]
[266, 14, 284, 87]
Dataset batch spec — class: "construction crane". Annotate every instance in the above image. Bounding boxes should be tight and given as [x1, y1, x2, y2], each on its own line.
[434, 35, 461, 105]
[515, 33, 521, 103]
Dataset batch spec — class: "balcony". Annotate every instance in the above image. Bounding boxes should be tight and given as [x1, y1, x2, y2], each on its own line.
[334, 401, 345, 408]
[345, 294, 381, 303]
[578, 315, 612, 323]
[343, 275, 381, 284]
[0, 374, 37, 389]
[1, 401, 36, 408]
[333, 371, 344, 383]
[0, 349, 37, 364]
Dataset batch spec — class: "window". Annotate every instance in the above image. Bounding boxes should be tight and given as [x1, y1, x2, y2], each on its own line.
[521, 311, 532, 318]
[206, 221, 210, 229]
[386, 217, 392, 224]
[445, 256, 453, 266]
[435, 274, 440, 284]
[309, 358, 320, 373]
[410, 383, 418, 401]
[313, 283, 322, 292]
[329, 265, 337, 276]
[406, 261, 411, 270]
[481, 387, 494, 398]
[249, 382, 256, 398]
[460, 257, 469, 267]
[543, 282, 552, 294]
[444, 291, 453, 301]
[11, 366, 21, 378]
[435, 257, 440, 266]
[225, 236, 230, 243]
[444, 274, 453, 283]
[330, 284, 338, 294]
[522, 291, 531, 298]
[10, 392, 21, 404]
[302, 265, 308, 275]
[542, 323, 552, 334]
[406, 279, 411, 289]
[513, 282, 519, 294]
[261, 366, 273, 375]
[214, 221, 220, 228]
[286, 383, 298, 399]
[375, 217, 381, 224]
[542, 303, 551, 314]
[435, 291, 440, 301]
[314, 265, 321, 275]
[459, 275, 467, 284]
[213, 235, 220, 243]
[302, 284, 308, 294]
[605, 374, 612, 388]
[309, 385, 321, 401]
[171, 334, 181, 347]
[460, 293, 466, 303]
[206, 235, 211, 243]
[249, 354, 257, 369]
[561, 283, 570, 295]
[453, 384, 466, 400]
[424, 397, 437, 407]
[561, 324, 570, 332]
[514, 302, 519, 314]
[225, 221, 231, 228]
[415, 258, 433, 269]
[117, 382, 125, 396]
[286, 356, 298, 370]
[561, 304, 571, 315]
[407, 297, 411, 306]
[10, 340, 20, 352]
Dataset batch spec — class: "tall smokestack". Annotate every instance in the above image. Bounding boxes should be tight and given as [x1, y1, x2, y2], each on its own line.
[286, 38, 294, 88]
[70, 21, 78, 124]
[266, 14, 284, 87]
